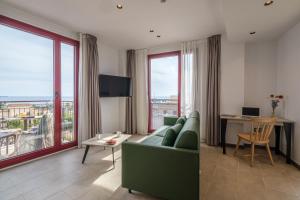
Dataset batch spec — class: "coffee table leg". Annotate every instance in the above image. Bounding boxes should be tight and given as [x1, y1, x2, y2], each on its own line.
[112, 147, 115, 168]
[82, 145, 90, 164]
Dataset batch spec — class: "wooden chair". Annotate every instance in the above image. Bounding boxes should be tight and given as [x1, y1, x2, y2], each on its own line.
[233, 117, 276, 166]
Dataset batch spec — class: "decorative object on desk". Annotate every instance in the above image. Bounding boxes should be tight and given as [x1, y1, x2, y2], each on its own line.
[269, 94, 284, 116]
[96, 133, 101, 140]
[106, 139, 117, 145]
[115, 131, 122, 137]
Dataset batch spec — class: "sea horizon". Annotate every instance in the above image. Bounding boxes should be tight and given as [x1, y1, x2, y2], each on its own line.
[0, 96, 73, 102]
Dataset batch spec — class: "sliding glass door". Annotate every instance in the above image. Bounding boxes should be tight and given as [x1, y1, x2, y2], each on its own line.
[148, 51, 181, 132]
[61, 43, 76, 144]
[0, 16, 78, 169]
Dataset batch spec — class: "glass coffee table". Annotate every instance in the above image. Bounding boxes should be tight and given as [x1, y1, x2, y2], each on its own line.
[81, 133, 131, 168]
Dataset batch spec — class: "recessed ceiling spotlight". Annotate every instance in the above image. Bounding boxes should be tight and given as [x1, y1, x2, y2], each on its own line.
[264, 0, 274, 6]
[160, 0, 167, 3]
[250, 31, 256, 35]
[150, 29, 154, 33]
[116, 4, 123, 9]
[157, 35, 161, 38]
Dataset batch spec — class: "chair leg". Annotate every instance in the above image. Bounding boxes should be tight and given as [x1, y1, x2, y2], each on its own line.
[251, 143, 255, 167]
[266, 143, 274, 165]
[234, 137, 241, 156]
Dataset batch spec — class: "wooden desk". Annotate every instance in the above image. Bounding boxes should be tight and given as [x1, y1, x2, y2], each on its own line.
[220, 115, 294, 164]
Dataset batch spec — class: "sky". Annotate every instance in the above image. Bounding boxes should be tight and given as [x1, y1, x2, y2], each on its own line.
[151, 56, 178, 98]
[0, 24, 74, 98]
[0, 23, 177, 99]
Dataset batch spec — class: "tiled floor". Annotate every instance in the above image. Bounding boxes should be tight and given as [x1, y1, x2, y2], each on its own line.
[200, 144, 300, 200]
[0, 135, 159, 200]
[3, 138, 299, 200]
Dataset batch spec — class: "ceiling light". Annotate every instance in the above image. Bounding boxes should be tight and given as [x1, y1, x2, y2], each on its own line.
[116, 4, 123, 9]
[157, 35, 161, 38]
[160, 0, 167, 3]
[250, 31, 256, 35]
[264, 1, 274, 6]
[150, 29, 154, 33]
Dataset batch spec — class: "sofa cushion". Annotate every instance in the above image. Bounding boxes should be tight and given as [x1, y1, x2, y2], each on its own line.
[154, 125, 170, 137]
[161, 124, 183, 147]
[174, 130, 198, 150]
[174, 117, 199, 150]
[176, 116, 187, 126]
[141, 135, 164, 146]
[171, 123, 183, 134]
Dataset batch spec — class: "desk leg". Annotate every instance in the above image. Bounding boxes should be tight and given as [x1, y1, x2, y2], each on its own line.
[284, 123, 292, 164]
[274, 125, 281, 155]
[221, 118, 228, 154]
[82, 145, 90, 164]
[112, 147, 115, 168]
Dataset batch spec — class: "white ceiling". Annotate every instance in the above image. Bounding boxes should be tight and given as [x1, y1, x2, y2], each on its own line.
[223, 0, 300, 43]
[2, 0, 300, 48]
[1, 0, 223, 49]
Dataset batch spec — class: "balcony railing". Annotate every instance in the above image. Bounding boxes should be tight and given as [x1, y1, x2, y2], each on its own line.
[0, 100, 74, 159]
[151, 98, 178, 129]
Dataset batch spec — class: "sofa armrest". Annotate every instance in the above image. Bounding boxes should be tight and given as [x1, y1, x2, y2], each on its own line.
[122, 142, 199, 200]
[163, 116, 178, 126]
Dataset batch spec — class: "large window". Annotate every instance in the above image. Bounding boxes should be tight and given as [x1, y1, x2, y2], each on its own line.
[0, 16, 79, 169]
[148, 51, 181, 132]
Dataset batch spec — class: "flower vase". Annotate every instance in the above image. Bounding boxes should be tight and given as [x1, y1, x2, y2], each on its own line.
[272, 109, 275, 117]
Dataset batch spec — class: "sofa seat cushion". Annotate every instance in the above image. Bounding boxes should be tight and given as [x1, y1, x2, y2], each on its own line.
[141, 135, 164, 146]
[154, 125, 170, 137]
[161, 124, 183, 147]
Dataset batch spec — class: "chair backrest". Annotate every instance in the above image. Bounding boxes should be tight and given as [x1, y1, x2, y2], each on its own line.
[250, 117, 276, 142]
[37, 113, 53, 135]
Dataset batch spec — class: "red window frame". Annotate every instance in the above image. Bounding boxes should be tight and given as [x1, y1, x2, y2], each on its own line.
[148, 51, 181, 133]
[0, 15, 79, 169]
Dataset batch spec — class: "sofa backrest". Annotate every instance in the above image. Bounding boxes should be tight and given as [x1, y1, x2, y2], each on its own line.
[174, 111, 200, 150]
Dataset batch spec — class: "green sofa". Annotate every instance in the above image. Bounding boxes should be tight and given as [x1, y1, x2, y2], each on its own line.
[122, 111, 200, 200]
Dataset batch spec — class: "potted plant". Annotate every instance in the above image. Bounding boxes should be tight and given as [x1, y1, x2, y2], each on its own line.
[270, 94, 284, 116]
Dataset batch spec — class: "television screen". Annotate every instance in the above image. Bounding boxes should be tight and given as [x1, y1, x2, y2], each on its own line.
[99, 74, 131, 97]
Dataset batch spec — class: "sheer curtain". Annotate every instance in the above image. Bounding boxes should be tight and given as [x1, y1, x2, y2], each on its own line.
[181, 39, 207, 141]
[135, 49, 149, 134]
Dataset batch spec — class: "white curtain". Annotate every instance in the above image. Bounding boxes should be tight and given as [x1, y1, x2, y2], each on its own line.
[181, 40, 208, 142]
[135, 49, 149, 134]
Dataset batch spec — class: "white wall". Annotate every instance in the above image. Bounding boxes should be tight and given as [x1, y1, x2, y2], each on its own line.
[148, 42, 181, 55]
[244, 41, 277, 116]
[276, 21, 300, 163]
[220, 37, 245, 115]
[241, 41, 278, 146]
[98, 43, 125, 133]
[220, 37, 245, 144]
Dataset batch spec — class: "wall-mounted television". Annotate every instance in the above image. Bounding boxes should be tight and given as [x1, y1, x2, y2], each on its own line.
[99, 74, 131, 97]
